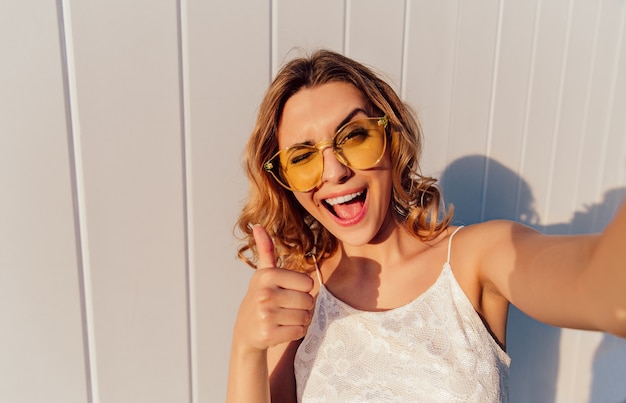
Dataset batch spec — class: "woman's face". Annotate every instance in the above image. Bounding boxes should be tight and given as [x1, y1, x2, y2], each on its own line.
[276, 82, 394, 247]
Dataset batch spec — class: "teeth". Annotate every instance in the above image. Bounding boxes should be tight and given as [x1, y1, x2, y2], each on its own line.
[325, 191, 363, 206]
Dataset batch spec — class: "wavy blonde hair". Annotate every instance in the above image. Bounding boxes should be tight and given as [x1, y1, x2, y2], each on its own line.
[236, 50, 453, 271]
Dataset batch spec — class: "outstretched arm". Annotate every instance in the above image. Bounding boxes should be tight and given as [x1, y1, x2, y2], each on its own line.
[577, 201, 626, 336]
[476, 201, 626, 337]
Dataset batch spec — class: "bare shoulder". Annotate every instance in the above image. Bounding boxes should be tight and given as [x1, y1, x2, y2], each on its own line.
[441, 221, 535, 343]
[452, 220, 538, 258]
[458, 219, 538, 237]
[449, 220, 546, 294]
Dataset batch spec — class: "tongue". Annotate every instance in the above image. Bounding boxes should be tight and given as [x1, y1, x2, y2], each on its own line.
[333, 200, 364, 220]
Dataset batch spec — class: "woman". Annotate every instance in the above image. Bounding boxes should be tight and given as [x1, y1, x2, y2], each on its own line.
[227, 49, 626, 402]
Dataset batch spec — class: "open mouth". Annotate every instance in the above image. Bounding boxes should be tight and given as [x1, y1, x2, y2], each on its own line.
[323, 190, 367, 220]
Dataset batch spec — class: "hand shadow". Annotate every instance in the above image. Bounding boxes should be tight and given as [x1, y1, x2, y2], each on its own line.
[441, 155, 626, 403]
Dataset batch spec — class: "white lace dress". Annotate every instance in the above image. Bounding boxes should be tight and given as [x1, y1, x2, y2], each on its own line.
[294, 228, 510, 402]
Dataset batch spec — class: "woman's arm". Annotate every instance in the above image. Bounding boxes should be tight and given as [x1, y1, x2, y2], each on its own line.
[227, 337, 300, 403]
[474, 201, 626, 337]
[577, 201, 626, 336]
[226, 226, 314, 402]
[227, 339, 270, 403]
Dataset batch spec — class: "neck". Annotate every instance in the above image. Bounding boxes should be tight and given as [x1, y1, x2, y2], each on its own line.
[336, 216, 426, 272]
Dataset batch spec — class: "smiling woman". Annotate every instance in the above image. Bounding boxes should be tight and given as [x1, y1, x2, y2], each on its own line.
[278, 84, 396, 247]
[236, 51, 451, 272]
[226, 50, 626, 403]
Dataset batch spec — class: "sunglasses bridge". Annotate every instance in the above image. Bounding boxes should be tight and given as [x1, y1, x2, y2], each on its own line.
[309, 138, 349, 165]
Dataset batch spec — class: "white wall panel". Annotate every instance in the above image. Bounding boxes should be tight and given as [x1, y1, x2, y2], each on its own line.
[183, 0, 271, 401]
[346, 0, 406, 92]
[521, 0, 572, 228]
[0, 2, 88, 403]
[545, 0, 601, 228]
[65, 1, 189, 401]
[572, 0, 626, 222]
[602, 3, 626, 203]
[485, 0, 539, 224]
[440, 0, 502, 222]
[445, 0, 500, 161]
[403, 1, 460, 179]
[273, 0, 345, 69]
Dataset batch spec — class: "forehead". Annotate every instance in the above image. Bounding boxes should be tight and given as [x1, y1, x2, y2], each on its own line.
[277, 82, 368, 148]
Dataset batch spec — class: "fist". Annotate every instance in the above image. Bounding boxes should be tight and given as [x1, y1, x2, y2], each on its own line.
[234, 225, 315, 351]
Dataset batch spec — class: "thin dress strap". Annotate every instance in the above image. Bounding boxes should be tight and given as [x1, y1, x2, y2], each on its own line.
[312, 255, 323, 285]
[446, 226, 464, 264]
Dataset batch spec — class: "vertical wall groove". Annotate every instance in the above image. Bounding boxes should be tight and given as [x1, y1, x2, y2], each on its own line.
[596, 1, 626, 198]
[270, 0, 278, 79]
[445, 0, 463, 168]
[57, 0, 98, 401]
[542, 0, 575, 227]
[399, 0, 411, 99]
[343, 0, 350, 54]
[515, 0, 542, 221]
[571, 1, 603, 228]
[176, 0, 196, 401]
[617, 3, 626, 187]
[480, 0, 505, 222]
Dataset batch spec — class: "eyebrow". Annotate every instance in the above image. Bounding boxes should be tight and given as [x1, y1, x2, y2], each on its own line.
[335, 108, 370, 133]
[287, 107, 370, 148]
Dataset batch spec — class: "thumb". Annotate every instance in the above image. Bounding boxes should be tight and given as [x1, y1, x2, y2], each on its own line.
[252, 225, 276, 269]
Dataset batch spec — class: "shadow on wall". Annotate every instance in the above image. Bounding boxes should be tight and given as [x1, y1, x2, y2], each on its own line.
[567, 187, 626, 403]
[439, 155, 626, 403]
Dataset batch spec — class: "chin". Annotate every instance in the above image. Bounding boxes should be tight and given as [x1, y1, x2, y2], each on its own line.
[327, 219, 384, 247]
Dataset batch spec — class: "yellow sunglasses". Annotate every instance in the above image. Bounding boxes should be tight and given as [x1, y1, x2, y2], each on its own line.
[264, 116, 388, 192]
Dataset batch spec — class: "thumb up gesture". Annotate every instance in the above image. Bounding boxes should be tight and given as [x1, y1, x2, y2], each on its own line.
[233, 225, 315, 352]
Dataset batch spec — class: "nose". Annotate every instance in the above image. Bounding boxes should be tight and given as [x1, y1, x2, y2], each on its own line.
[320, 147, 351, 185]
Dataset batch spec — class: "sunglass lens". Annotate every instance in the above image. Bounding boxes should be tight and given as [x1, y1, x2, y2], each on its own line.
[280, 148, 322, 191]
[337, 121, 385, 169]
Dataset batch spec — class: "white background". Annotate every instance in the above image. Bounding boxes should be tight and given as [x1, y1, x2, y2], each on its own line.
[1, 0, 625, 402]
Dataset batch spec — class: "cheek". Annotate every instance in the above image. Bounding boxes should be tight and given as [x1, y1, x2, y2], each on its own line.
[374, 160, 395, 214]
[377, 154, 394, 192]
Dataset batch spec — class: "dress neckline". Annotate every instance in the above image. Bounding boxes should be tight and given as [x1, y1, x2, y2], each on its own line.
[317, 262, 454, 314]
[313, 226, 464, 313]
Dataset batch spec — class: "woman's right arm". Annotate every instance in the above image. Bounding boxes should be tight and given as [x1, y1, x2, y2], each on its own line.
[226, 226, 314, 402]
